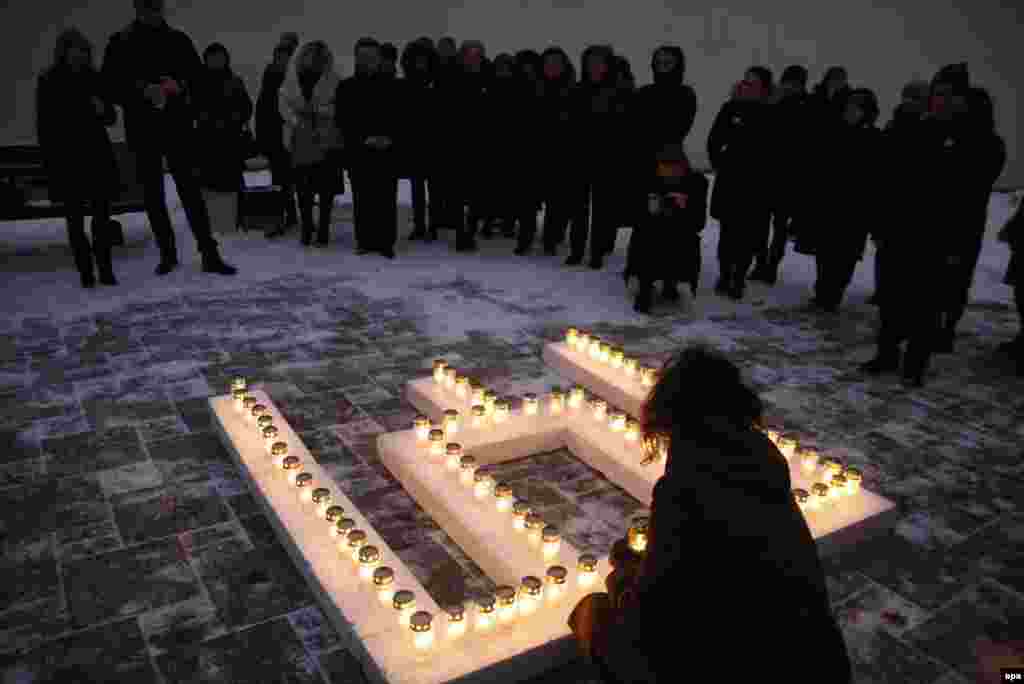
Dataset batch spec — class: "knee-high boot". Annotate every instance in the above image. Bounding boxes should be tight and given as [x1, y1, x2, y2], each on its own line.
[67, 212, 95, 288]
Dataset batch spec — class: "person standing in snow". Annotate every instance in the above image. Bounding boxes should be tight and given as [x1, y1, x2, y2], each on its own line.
[534, 47, 578, 257]
[425, 37, 461, 237]
[631, 46, 698, 162]
[997, 200, 1023, 373]
[511, 49, 545, 256]
[401, 39, 439, 242]
[194, 43, 253, 198]
[257, 35, 300, 236]
[450, 40, 491, 252]
[706, 66, 774, 300]
[481, 53, 520, 239]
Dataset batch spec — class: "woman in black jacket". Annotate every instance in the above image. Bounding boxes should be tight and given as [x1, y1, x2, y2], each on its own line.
[257, 40, 300, 235]
[36, 28, 119, 288]
[195, 44, 253, 195]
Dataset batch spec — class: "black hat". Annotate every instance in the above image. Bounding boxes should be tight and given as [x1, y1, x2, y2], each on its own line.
[933, 63, 969, 93]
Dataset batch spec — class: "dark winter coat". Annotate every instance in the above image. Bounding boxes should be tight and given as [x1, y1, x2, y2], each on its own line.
[625, 171, 709, 287]
[393, 77, 434, 178]
[575, 78, 623, 173]
[335, 73, 403, 171]
[195, 69, 253, 192]
[256, 63, 288, 153]
[100, 19, 205, 142]
[768, 92, 812, 216]
[707, 99, 772, 221]
[536, 74, 578, 185]
[631, 80, 698, 156]
[593, 418, 852, 683]
[36, 66, 119, 204]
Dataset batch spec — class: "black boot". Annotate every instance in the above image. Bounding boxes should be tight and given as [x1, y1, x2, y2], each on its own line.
[588, 254, 604, 270]
[202, 249, 238, 275]
[565, 254, 583, 266]
[94, 245, 117, 286]
[155, 252, 179, 276]
[860, 349, 901, 375]
[300, 223, 313, 246]
[901, 350, 928, 388]
[634, 285, 653, 314]
[70, 235, 95, 288]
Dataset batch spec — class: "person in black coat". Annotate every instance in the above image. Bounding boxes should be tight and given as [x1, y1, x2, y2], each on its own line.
[195, 44, 253, 194]
[534, 47, 578, 256]
[575, 345, 852, 684]
[812, 88, 882, 312]
[448, 40, 491, 252]
[707, 66, 774, 300]
[632, 46, 698, 158]
[626, 143, 709, 314]
[257, 40, 300, 235]
[100, 0, 236, 276]
[569, 45, 622, 270]
[934, 85, 1007, 351]
[337, 38, 402, 258]
[750, 65, 809, 285]
[481, 53, 519, 239]
[401, 39, 439, 242]
[36, 28, 120, 288]
[997, 201, 1023, 371]
[510, 49, 545, 255]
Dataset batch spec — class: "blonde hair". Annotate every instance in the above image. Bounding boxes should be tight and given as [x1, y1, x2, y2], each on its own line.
[52, 27, 94, 71]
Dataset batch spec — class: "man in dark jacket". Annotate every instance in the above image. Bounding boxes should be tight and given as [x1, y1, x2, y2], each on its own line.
[632, 46, 698, 157]
[336, 38, 402, 258]
[401, 39, 438, 241]
[449, 40, 490, 252]
[256, 38, 300, 235]
[100, 0, 236, 276]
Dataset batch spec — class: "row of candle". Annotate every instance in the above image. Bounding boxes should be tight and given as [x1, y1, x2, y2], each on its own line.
[563, 328, 659, 388]
[761, 427, 864, 514]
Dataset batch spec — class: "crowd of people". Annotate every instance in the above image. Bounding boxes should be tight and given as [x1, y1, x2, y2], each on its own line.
[34, 0, 1020, 386]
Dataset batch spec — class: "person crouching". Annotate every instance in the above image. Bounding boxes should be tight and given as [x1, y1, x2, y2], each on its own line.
[625, 143, 708, 314]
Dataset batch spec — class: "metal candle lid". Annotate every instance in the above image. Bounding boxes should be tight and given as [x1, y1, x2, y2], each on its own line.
[520, 576, 543, 596]
[232, 388, 248, 402]
[261, 425, 279, 441]
[443, 409, 459, 420]
[393, 590, 415, 610]
[282, 455, 301, 470]
[546, 566, 568, 584]
[295, 472, 314, 488]
[542, 525, 560, 543]
[428, 429, 444, 442]
[336, 517, 356, 535]
[413, 415, 430, 428]
[358, 545, 380, 564]
[446, 443, 463, 456]
[433, 359, 448, 372]
[231, 376, 247, 391]
[494, 483, 513, 499]
[271, 442, 288, 457]
[410, 611, 432, 632]
[844, 467, 862, 482]
[525, 514, 545, 530]
[346, 530, 367, 547]
[512, 500, 532, 518]
[811, 483, 829, 498]
[523, 392, 538, 403]
[473, 471, 492, 484]
[251, 404, 268, 419]
[578, 554, 598, 572]
[793, 488, 809, 505]
[257, 414, 274, 430]
[476, 595, 496, 612]
[446, 604, 465, 622]
[471, 405, 486, 417]
[325, 505, 345, 523]
[459, 455, 477, 470]
[373, 566, 394, 586]
[495, 586, 517, 606]
[311, 488, 331, 504]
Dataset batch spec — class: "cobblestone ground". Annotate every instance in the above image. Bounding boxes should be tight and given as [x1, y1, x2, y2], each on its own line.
[0, 258, 1022, 683]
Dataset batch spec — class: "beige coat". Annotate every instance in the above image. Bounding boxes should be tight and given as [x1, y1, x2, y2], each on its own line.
[279, 69, 343, 167]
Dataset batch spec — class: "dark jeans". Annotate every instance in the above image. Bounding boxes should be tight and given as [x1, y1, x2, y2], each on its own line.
[294, 159, 337, 241]
[267, 145, 298, 223]
[134, 131, 217, 259]
[570, 178, 618, 259]
[351, 161, 398, 252]
[718, 214, 770, 285]
[65, 197, 113, 277]
[942, 237, 984, 332]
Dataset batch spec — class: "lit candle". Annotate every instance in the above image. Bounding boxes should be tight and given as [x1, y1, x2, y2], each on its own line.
[325, 505, 345, 527]
[494, 483, 513, 513]
[262, 425, 280, 452]
[470, 404, 487, 429]
[470, 381, 485, 406]
[492, 399, 510, 424]
[777, 435, 797, 461]
[282, 456, 302, 484]
[428, 429, 445, 458]
[821, 458, 844, 483]
[393, 590, 417, 627]
[610, 348, 624, 369]
[414, 415, 431, 442]
[346, 529, 367, 562]
[546, 565, 568, 604]
[829, 474, 847, 500]
[576, 331, 591, 354]
[628, 518, 648, 553]
[475, 595, 496, 633]
[512, 500, 532, 532]
[242, 396, 258, 418]
[495, 586, 518, 625]
[523, 393, 539, 416]
[231, 376, 247, 393]
[588, 337, 602, 361]
[250, 403, 268, 424]
[518, 576, 543, 617]
[609, 410, 627, 432]
[256, 414, 274, 433]
[810, 483, 829, 510]
[444, 367, 457, 390]
[442, 409, 460, 437]
[445, 604, 466, 640]
[373, 566, 395, 605]
[542, 525, 561, 560]
[565, 327, 579, 347]
[455, 375, 469, 400]
[639, 366, 656, 387]
[844, 467, 862, 495]
[335, 517, 356, 544]
[311, 488, 332, 517]
[525, 514, 545, 547]
[568, 385, 585, 409]
[578, 554, 598, 589]
[622, 358, 638, 379]
[590, 398, 607, 422]
[295, 473, 314, 502]
[549, 387, 565, 415]
[793, 488, 809, 511]
[358, 545, 381, 582]
[271, 441, 289, 468]
[459, 455, 477, 487]
[625, 419, 640, 443]
[473, 472, 494, 500]
[598, 342, 611, 364]
[483, 391, 497, 416]
[798, 447, 818, 473]
[232, 389, 248, 411]
[445, 443, 463, 472]
[433, 359, 447, 385]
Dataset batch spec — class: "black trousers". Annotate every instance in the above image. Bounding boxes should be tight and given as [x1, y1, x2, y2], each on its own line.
[570, 177, 618, 259]
[351, 161, 398, 252]
[266, 145, 299, 224]
[941, 237, 984, 332]
[294, 159, 337, 241]
[428, 173, 460, 230]
[133, 131, 217, 259]
[455, 173, 488, 249]
[541, 190, 576, 252]
[409, 175, 428, 232]
[65, 196, 113, 278]
[815, 249, 859, 309]
[755, 210, 791, 271]
[876, 245, 941, 373]
[718, 214, 770, 285]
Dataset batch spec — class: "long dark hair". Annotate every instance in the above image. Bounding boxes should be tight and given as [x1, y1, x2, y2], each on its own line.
[641, 345, 763, 461]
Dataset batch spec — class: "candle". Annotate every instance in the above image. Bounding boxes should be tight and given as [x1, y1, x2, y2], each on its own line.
[588, 336, 602, 361]
[777, 435, 797, 461]
[810, 483, 829, 510]
[414, 415, 431, 442]
[844, 467, 862, 495]
[428, 429, 445, 458]
[639, 366, 656, 387]
[625, 419, 640, 443]
[250, 404, 268, 423]
[483, 391, 497, 416]
[335, 517, 356, 544]
[546, 565, 568, 604]
[568, 385, 585, 409]
[470, 404, 486, 429]
[271, 441, 289, 468]
[459, 455, 477, 487]
[523, 393, 539, 416]
[590, 398, 607, 422]
[294, 473, 314, 501]
[512, 500, 532, 532]
[374, 566, 395, 605]
[325, 505, 345, 526]
[598, 342, 611, 364]
[525, 514, 545, 547]
[578, 554, 598, 589]
[821, 458, 844, 483]
[445, 604, 466, 640]
[433, 359, 448, 385]
[443, 409, 460, 437]
[232, 389, 248, 411]
[261, 425, 280, 453]
[622, 358, 638, 379]
[475, 595, 496, 633]
[473, 471, 494, 500]
[256, 414, 274, 433]
[518, 576, 542, 617]
[282, 456, 302, 484]
[542, 525, 561, 560]
[609, 410, 627, 432]
[628, 518, 649, 553]
[549, 387, 565, 415]
[346, 529, 367, 562]
[793, 488, 810, 511]
[492, 399, 510, 424]
[455, 375, 469, 400]
[445, 443, 463, 472]
[444, 367, 457, 390]
[495, 586, 518, 625]
[610, 348, 624, 369]
[576, 331, 591, 354]
[393, 590, 417, 627]
[829, 474, 847, 500]
[494, 483, 513, 513]
[231, 376, 247, 393]
[565, 327, 579, 347]
[470, 381, 485, 406]
[242, 396, 258, 418]
[798, 447, 818, 473]
[358, 545, 381, 582]
[311, 488, 332, 517]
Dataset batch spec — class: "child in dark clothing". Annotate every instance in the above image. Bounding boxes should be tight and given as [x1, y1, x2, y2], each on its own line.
[626, 142, 709, 314]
